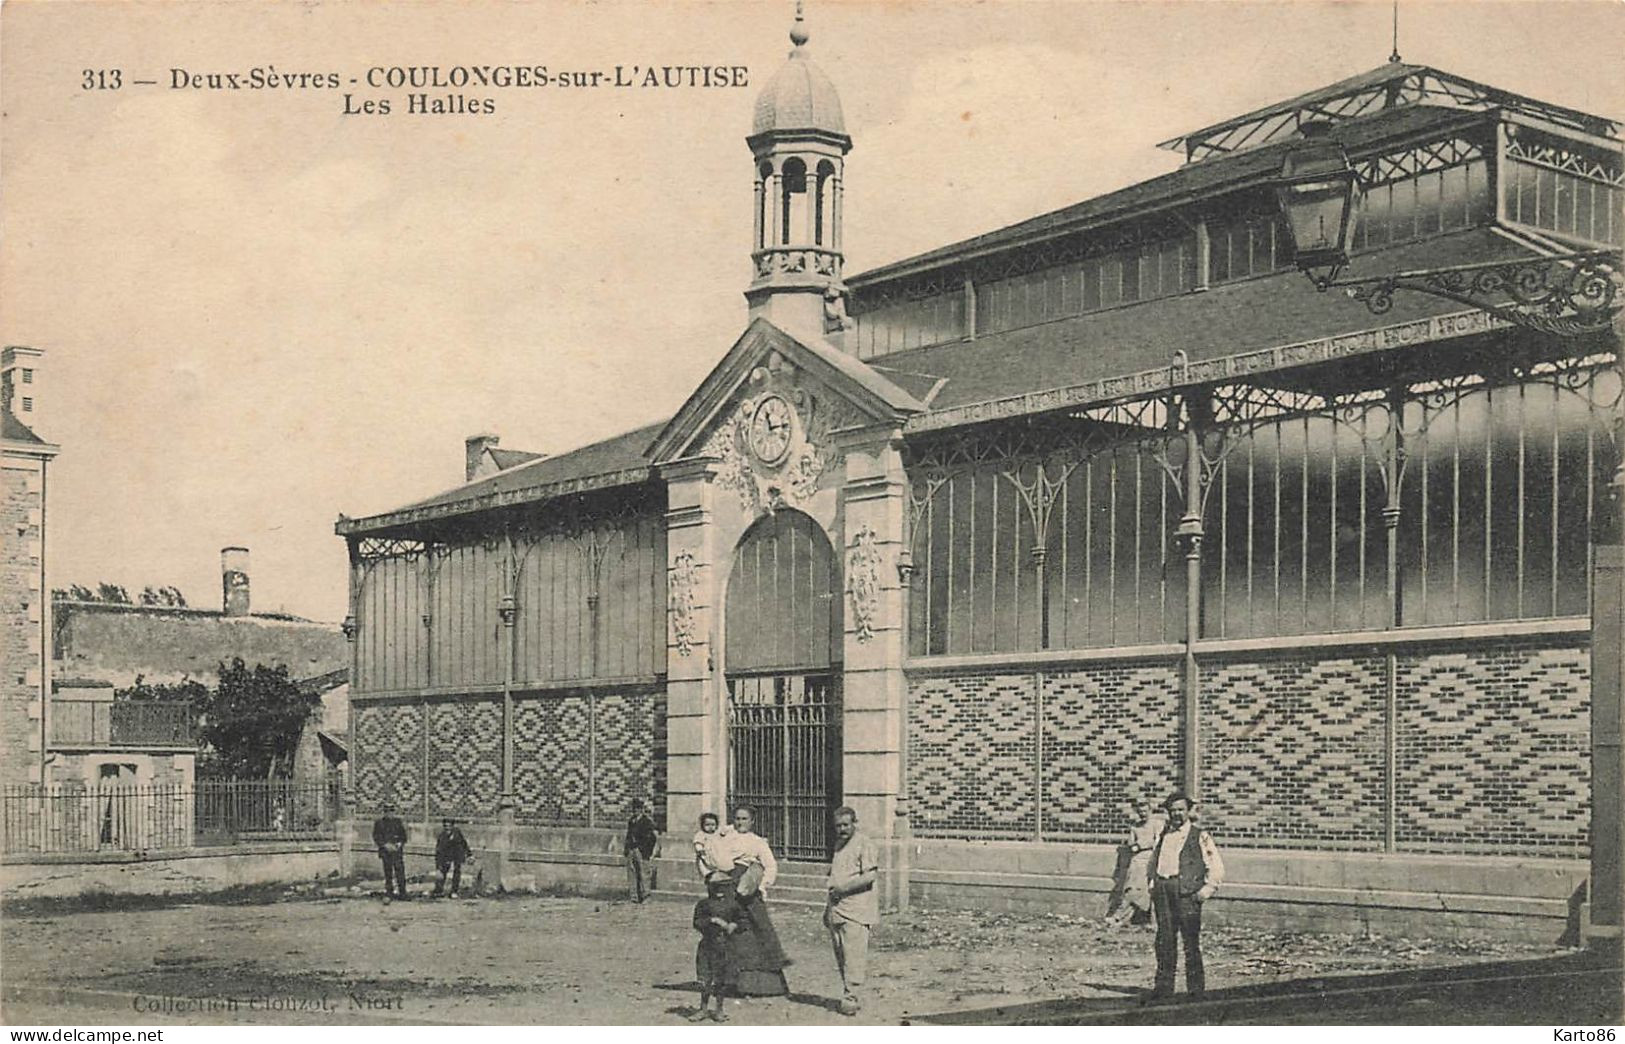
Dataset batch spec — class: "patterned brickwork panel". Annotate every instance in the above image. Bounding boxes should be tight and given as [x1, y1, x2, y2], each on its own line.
[512, 694, 591, 825]
[1041, 665, 1183, 841]
[1395, 642, 1589, 854]
[353, 702, 424, 815]
[908, 673, 1038, 838]
[426, 698, 502, 820]
[1200, 657, 1387, 849]
[590, 690, 656, 826]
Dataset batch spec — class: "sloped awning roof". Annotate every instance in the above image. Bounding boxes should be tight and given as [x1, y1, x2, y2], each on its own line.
[336, 421, 666, 536]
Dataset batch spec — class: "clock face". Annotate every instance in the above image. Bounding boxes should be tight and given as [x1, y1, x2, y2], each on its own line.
[748, 395, 794, 465]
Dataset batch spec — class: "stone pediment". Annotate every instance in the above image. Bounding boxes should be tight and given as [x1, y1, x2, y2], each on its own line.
[648, 320, 923, 514]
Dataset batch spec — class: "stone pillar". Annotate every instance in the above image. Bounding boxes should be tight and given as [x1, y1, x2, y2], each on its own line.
[837, 426, 909, 861]
[753, 175, 765, 253]
[832, 175, 843, 254]
[661, 457, 726, 832]
[1590, 544, 1622, 950]
[769, 172, 782, 248]
[802, 158, 818, 246]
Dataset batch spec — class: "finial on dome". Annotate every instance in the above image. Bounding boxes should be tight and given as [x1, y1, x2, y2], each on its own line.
[789, 0, 809, 49]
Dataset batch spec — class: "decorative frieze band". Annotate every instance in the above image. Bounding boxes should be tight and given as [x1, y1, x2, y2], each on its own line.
[905, 309, 1507, 434]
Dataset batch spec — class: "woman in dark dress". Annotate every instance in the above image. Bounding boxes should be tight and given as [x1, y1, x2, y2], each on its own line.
[722, 807, 792, 997]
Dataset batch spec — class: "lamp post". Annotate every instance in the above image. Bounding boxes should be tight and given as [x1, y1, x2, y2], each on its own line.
[1277, 125, 1624, 954]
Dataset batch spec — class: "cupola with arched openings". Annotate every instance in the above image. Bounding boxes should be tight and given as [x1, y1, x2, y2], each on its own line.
[744, 2, 853, 341]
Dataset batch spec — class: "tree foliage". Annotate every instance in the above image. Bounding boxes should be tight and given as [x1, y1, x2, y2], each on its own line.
[139, 585, 188, 607]
[195, 658, 319, 779]
[54, 583, 184, 606]
[114, 660, 317, 779]
[115, 676, 209, 705]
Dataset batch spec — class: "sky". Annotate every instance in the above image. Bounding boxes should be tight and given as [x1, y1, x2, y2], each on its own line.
[2, 0, 1622, 623]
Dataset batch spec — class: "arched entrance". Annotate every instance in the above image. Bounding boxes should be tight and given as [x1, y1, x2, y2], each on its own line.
[725, 509, 841, 860]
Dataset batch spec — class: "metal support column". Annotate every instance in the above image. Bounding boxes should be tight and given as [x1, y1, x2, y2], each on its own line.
[1178, 395, 1207, 799]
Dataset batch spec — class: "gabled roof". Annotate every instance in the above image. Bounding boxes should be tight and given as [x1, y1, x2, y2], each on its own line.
[646, 317, 924, 463]
[338, 420, 666, 535]
[488, 447, 545, 470]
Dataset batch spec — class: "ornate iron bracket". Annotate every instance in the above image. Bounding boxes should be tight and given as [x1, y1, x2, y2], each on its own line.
[1309, 250, 1622, 337]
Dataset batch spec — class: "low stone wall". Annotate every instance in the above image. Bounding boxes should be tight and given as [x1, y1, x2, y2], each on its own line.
[1, 842, 341, 901]
[899, 837, 1588, 945]
[339, 819, 630, 897]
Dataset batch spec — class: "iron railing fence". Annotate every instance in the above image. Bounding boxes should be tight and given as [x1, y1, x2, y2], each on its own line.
[1, 778, 344, 855]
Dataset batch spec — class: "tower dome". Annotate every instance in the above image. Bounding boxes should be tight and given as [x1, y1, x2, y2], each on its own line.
[744, 2, 854, 342]
[750, 7, 848, 142]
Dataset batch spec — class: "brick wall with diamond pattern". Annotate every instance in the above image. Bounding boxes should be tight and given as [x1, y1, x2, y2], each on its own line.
[353, 702, 424, 815]
[1199, 656, 1387, 849]
[908, 672, 1039, 839]
[353, 685, 665, 825]
[908, 637, 1589, 857]
[1041, 665, 1183, 840]
[1395, 641, 1589, 854]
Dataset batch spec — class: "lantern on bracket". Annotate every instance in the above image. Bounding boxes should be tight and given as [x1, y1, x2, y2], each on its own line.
[1274, 120, 1360, 289]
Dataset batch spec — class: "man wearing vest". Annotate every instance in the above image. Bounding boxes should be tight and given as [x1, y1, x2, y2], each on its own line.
[1148, 792, 1224, 1001]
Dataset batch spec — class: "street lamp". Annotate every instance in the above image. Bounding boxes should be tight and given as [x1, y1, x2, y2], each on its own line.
[1276, 123, 1622, 336]
[1274, 121, 1360, 289]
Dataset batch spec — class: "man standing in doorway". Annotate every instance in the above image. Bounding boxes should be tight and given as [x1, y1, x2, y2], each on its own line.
[371, 802, 409, 901]
[825, 805, 880, 1017]
[624, 799, 660, 903]
[1148, 791, 1223, 1001]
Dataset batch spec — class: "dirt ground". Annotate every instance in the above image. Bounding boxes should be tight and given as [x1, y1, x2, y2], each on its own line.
[0, 883, 1578, 1026]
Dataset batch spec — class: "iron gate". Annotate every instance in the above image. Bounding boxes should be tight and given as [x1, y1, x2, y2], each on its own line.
[726, 672, 840, 860]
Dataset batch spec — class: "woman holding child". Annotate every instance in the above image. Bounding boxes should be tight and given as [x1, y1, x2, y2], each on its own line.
[706, 806, 790, 997]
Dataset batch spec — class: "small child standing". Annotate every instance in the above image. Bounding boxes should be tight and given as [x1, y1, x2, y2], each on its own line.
[691, 871, 742, 1021]
[692, 811, 734, 880]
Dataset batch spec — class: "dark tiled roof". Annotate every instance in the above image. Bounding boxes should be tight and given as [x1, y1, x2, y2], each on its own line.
[2, 405, 45, 444]
[339, 420, 667, 534]
[488, 447, 545, 469]
[876, 229, 1533, 415]
[848, 105, 1479, 287]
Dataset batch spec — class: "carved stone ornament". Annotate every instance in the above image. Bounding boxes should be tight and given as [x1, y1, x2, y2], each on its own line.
[700, 374, 858, 517]
[669, 549, 700, 657]
[846, 524, 884, 643]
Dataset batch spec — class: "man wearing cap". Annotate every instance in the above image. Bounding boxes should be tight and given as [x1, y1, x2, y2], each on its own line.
[623, 799, 660, 903]
[1147, 791, 1224, 1001]
[371, 803, 409, 901]
[825, 805, 880, 1016]
[433, 817, 471, 898]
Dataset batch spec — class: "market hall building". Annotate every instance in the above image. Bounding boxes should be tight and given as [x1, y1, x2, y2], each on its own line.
[335, 16, 1624, 941]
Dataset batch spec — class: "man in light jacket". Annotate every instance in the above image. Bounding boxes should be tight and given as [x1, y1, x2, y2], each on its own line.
[825, 805, 880, 1017]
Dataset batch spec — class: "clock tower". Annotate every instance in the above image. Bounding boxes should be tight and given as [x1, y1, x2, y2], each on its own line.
[744, 2, 852, 342]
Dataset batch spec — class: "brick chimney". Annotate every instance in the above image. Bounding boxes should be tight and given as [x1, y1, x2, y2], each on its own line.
[221, 546, 250, 617]
[465, 433, 500, 481]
